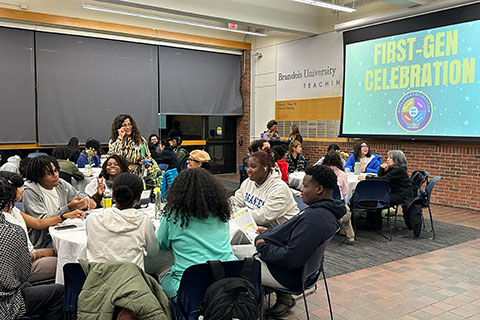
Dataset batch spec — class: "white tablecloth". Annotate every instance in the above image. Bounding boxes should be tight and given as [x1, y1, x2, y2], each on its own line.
[346, 173, 376, 200]
[50, 204, 168, 284]
[71, 167, 102, 193]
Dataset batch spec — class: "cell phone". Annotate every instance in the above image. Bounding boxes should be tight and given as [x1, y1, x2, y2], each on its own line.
[54, 224, 77, 231]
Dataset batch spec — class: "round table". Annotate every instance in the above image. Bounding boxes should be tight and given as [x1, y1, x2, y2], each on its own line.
[49, 205, 169, 284]
[72, 167, 102, 193]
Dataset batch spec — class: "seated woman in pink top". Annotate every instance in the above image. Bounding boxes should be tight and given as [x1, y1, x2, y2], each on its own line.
[321, 151, 355, 243]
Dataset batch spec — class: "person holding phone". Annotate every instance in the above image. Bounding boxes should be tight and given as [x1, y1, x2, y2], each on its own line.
[23, 156, 95, 249]
[0, 171, 85, 282]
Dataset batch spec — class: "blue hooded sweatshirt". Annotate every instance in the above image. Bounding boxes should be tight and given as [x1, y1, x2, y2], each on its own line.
[255, 198, 344, 290]
[344, 153, 383, 174]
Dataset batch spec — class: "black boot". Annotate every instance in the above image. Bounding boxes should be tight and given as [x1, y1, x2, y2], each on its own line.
[268, 291, 295, 318]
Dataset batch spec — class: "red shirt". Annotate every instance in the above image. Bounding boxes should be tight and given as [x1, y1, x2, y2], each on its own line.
[277, 159, 289, 182]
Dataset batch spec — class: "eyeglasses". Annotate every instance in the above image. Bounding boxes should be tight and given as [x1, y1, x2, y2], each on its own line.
[187, 158, 200, 163]
[121, 123, 132, 128]
[361, 144, 368, 148]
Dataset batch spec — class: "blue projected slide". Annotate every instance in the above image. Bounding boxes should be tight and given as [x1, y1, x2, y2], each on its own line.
[342, 20, 480, 138]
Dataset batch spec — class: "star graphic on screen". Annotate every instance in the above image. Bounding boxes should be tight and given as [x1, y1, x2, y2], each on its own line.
[357, 121, 361, 126]
[357, 101, 361, 105]
[464, 120, 469, 126]
[459, 112, 462, 115]
[465, 96, 471, 102]
[388, 100, 392, 105]
[467, 46, 473, 52]
[358, 82, 362, 86]
[387, 121, 392, 126]
[359, 62, 363, 66]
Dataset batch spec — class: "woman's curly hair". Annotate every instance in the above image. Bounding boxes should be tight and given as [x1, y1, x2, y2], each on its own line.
[163, 168, 231, 227]
[0, 177, 17, 212]
[101, 155, 129, 180]
[110, 114, 143, 145]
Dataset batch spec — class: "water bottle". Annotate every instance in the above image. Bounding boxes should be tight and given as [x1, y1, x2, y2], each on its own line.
[354, 162, 361, 175]
[103, 183, 113, 209]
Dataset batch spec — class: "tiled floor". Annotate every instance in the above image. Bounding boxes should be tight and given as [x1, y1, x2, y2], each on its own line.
[284, 205, 480, 320]
[214, 173, 480, 320]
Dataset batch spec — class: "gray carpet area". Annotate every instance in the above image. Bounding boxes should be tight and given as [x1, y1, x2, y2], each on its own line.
[324, 219, 480, 277]
[217, 176, 480, 278]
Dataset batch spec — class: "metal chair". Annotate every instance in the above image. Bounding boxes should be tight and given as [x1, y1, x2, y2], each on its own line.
[351, 180, 391, 240]
[63, 263, 87, 320]
[171, 258, 262, 320]
[423, 176, 441, 240]
[265, 233, 336, 320]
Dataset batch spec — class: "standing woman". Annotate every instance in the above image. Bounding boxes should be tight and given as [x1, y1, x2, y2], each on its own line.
[344, 141, 382, 174]
[285, 140, 308, 174]
[108, 114, 154, 176]
[287, 124, 303, 144]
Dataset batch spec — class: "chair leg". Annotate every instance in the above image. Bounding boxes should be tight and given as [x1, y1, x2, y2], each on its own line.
[428, 206, 435, 240]
[302, 286, 310, 320]
[321, 267, 334, 320]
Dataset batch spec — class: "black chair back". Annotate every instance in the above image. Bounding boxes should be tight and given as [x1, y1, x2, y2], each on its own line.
[174, 259, 262, 320]
[63, 263, 86, 320]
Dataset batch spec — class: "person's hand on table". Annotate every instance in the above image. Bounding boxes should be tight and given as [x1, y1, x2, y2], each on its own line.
[87, 198, 96, 210]
[256, 226, 268, 234]
[64, 209, 85, 220]
[68, 195, 88, 210]
[358, 175, 366, 181]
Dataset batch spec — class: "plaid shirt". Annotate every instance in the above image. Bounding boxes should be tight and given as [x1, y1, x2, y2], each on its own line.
[0, 213, 31, 320]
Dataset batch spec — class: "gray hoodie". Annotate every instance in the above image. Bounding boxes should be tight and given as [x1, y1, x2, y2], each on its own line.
[23, 179, 80, 248]
[0, 155, 21, 174]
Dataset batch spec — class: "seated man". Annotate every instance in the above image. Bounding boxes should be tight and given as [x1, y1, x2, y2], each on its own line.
[233, 165, 344, 317]
[77, 138, 101, 168]
[23, 155, 96, 248]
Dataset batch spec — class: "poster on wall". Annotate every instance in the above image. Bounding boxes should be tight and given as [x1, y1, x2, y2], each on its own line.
[275, 32, 344, 140]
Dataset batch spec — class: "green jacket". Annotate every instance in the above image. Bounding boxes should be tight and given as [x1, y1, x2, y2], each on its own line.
[58, 159, 85, 181]
[77, 260, 172, 320]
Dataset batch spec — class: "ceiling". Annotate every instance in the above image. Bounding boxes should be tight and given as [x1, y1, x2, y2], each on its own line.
[0, 0, 464, 46]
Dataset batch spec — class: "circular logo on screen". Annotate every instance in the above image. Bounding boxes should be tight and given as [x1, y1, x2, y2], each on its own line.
[396, 91, 432, 132]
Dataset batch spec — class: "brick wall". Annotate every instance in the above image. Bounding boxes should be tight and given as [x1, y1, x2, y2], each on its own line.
[302, 140, 480, 211]
[236, 50, 250, 167]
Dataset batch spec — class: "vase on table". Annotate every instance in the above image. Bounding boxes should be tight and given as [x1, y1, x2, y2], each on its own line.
[85, 164, 93, 177]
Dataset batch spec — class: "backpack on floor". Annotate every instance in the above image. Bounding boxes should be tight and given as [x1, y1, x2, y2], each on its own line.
[197, 257, 260, 320]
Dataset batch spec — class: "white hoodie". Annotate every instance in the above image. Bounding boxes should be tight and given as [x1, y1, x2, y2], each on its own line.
[85, 207, 159, 270]
[230, 170, 299, 227]
[0, 155, 21, 174]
